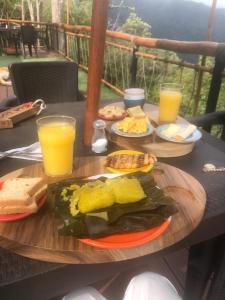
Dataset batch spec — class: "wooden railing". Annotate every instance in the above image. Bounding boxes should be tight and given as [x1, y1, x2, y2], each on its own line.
[60, 23, 225, 122]
[1, 19, 225, 125]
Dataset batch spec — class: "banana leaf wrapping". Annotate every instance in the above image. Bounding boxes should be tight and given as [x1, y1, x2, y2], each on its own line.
[48, 172, 178, 238]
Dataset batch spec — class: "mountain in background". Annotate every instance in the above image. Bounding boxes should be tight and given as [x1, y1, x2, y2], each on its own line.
[109, 0, 225, 62]
[134, 0, 225, 42]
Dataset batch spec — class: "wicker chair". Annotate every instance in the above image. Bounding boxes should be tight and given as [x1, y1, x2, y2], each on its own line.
[9, 61, 82, 104]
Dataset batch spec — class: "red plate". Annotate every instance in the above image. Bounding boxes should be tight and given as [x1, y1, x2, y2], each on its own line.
[0, 180, 46, 222]
[80, 218, 171, 249]
[0, 195, 46, 222]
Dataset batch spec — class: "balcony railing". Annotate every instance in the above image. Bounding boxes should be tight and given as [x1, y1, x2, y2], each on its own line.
[1, 19, 225, 127]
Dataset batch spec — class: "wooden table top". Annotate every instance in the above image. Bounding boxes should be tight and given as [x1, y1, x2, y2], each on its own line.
[0, 158, 206, 264]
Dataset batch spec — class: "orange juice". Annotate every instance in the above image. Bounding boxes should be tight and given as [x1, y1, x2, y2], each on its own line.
[37, 118, 76, 176]
[159, 85, 182, 123]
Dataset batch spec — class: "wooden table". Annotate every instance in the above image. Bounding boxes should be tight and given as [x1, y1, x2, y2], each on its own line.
[0, 101, 225, 300]
[0, 159, 205, 264]
[106, 102, 194, 157]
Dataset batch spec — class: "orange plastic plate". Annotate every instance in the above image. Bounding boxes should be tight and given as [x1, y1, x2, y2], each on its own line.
[80, 218, 171, 249]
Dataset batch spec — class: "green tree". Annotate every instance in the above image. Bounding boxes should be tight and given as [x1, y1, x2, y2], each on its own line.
[0, 0, 21, 19]
[69, 0, 92, 25]
[121, 11, 151, 37]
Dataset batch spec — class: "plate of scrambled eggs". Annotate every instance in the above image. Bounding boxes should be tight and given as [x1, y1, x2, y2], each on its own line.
[112, 117, 154, 137]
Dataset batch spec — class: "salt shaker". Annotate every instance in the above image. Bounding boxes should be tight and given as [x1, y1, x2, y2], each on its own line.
[92, 119, 108, 153]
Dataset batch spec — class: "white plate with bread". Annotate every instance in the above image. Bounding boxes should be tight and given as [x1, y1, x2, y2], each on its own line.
[0, 177, 47, 221]
[156, 123, 202, 143]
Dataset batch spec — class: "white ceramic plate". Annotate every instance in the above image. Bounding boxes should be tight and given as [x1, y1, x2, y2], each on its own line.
[111, 122, 154, 138]
[156, 124, 202, 143]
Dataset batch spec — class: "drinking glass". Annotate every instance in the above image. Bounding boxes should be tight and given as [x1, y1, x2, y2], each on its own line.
[159, 83, 183, 123]
[37, 116, 76, 176]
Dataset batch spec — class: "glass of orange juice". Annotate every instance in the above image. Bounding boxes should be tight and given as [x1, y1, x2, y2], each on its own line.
[159, 83, 183, 123]
[37, 116, 76, 176]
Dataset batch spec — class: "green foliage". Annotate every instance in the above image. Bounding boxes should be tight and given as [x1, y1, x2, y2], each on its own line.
[0, 0, 51, 22]
[121, 12, 151, 37]
[0, 0, 21, 19]
[41, 0, 52, 22]
[69, 0, 92, 25]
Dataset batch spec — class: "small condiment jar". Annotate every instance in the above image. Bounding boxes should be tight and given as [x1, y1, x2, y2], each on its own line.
[124, 88, 145, 108]
[92, 120, 108, 153]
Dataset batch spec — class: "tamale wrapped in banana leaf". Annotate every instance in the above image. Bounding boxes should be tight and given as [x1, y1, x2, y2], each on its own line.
[48, 172, 178, 238]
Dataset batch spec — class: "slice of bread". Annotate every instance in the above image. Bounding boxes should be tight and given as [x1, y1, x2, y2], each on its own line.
[0, 201, 38, 214]
[127, 106, 146, 118]
[0, 177, 46, 207]
[175, 124, 197, 141]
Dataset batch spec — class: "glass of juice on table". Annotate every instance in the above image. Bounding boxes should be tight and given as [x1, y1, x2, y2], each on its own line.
[159, 83, 183, 123]
[37, 116, 76, 176]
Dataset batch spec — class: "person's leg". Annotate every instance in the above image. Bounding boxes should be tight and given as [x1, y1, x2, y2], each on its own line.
[123, 272, 182, 300]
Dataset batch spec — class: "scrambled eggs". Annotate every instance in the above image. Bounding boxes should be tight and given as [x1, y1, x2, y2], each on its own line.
[116, 117, 149, 134]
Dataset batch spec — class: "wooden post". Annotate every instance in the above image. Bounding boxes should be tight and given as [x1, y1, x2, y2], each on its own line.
[56, 24, 59, 51]
[193, 57, 206, 116]
[84, 0, 109, 145]
[130, 46, 138, 87]
[64, 27, 68, 56]
[76, 35, 81, 64]
[45, 24, 50, 50]
[204, 45, 225, 132]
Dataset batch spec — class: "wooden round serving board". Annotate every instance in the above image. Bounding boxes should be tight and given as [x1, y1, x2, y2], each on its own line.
[106, 102, 195, 157]
[0, 157, 206, 264]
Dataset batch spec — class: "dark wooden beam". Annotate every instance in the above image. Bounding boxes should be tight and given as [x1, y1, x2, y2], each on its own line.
[84, 0, 109, 145]
[204, 45, 225, 132]
[130, 46, 138, 87]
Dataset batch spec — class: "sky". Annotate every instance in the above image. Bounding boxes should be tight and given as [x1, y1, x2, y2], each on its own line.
[191, 0, 225, 8]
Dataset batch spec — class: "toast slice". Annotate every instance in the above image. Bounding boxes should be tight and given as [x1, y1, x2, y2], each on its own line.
[0, 177, 46, 207]
[127, 106, 146, 118]
[0, 201, 38, 214]
[175, 124, 197, 141]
